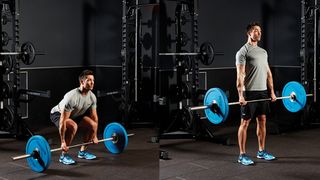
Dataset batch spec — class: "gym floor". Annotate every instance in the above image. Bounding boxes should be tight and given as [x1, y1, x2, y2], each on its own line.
[0, 127, 158, 180]
[160, 124, 320, 180]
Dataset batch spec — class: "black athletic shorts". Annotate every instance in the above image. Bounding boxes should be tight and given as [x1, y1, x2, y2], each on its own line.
[240, 90, 270, 120]
[50, 109, 90, 128]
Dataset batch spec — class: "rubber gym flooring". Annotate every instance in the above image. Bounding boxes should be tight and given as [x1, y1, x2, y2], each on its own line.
[1, 125, 320, 179]
[160, 125, 320, 180]
[0, 127, 158, 180]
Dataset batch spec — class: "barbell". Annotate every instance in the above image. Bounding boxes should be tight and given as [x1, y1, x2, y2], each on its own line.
[0, 41, 40, 65]
[12, 122, 134, 173]
[189, 81, 313, 125]
[158, 42, 223, 65]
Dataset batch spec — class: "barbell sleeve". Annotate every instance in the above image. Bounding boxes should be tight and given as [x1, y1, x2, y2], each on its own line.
[189, 105, 209, 111]
[0, 52, 21, 55]
[12, 154, 32, 161]
[12, 133, 135, 161]
[0, 51, 40, 55]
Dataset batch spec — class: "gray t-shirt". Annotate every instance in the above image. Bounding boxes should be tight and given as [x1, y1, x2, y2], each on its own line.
[50, 88, 97, 119]
[235, 43, 269, 91]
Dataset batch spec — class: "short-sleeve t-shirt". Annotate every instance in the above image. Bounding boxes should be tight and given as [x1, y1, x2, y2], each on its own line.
[235, 43, 269, 91]
[50, 88, 97, 119]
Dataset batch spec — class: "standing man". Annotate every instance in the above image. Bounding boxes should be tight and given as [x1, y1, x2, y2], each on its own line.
[235, 22, 276, 166]
[50, 69, 99, 165]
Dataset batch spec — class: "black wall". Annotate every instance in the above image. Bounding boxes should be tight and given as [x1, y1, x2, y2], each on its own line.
[197, 0, 300, 67]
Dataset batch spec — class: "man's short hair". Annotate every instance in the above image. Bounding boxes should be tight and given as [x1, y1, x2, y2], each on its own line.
[246, 22, 261, 34]
[79, 69, 94, 82]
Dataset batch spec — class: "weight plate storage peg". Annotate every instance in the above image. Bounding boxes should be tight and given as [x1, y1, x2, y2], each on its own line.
[282, 81, 307, 113]
[103, 122, 128, 154]
[26, 135, 51, 173]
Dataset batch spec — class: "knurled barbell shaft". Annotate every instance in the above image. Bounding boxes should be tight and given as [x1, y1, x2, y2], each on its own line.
[228, 96, 291, 105]
[189, 93, 313, 111]
[12, 133, 135, 161]
[158, 52, 200, 56]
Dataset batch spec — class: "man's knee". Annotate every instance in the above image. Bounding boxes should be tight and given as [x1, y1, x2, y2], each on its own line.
[88, 121, 97, 130]
[240, 119, 251, 129]
[81, 116, 97, 130]
[257, 116, 266, 124]
[66, 120, 78, 133]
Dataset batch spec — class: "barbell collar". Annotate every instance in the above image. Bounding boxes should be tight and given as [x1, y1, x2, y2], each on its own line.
[12, 133, 135, 161]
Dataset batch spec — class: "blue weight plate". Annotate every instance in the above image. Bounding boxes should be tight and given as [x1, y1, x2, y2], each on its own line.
[103, 122, 128, 154]
[26, 135, 51, 173]
[204, 88, 229, 124]
[282, 81, 307, 112]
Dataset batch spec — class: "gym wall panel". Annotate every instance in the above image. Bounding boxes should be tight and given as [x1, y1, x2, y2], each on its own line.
[19, 0, 91, 67]
[94, 0, 122, 66]
[197, 0, 300, 68]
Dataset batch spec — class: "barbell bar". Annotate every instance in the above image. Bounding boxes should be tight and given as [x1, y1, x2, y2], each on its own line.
[12, 134, 135, 161]
[189, 81, 313, 125]
[0, 42, 34, 55]
[0, 52, 21, 55]
[158, 42, 223, 65]
[0, 41, 42, 65]
[190, 94, 313, 111]
[11, 122, 134, 173]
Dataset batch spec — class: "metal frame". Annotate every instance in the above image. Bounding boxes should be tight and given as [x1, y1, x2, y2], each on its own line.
[300, 0, 320, 125]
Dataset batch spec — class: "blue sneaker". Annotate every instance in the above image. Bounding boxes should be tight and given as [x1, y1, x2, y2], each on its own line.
[78, 151, 97, 160]
[238, 154, 254, 166]
[59, 154, 76, 165]
[257, 150, 276, 161]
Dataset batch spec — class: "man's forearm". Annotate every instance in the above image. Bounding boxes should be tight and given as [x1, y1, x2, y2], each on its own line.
[237, 73, 245, 98]
[267, 72, 275, 94]
[59, 118, 66, 143]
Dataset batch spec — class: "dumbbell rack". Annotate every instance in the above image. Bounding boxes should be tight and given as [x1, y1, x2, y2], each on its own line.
[300, 0, 320, 125]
